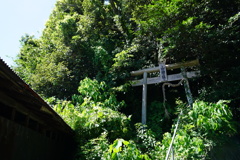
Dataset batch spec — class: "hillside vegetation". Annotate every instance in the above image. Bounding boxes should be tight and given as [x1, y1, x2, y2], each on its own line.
[15, 0, 240, 159]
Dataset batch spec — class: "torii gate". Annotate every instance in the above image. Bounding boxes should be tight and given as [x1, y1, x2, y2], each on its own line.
[131, 59, 200, 124]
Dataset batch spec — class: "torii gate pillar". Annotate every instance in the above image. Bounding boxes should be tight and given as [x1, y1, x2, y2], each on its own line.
[142, 72, 147, 124]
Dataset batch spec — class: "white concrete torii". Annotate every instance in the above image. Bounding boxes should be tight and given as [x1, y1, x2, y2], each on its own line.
[131, 59, 200, 124]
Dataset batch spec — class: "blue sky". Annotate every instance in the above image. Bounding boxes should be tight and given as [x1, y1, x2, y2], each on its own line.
[0, 0, 57, 67]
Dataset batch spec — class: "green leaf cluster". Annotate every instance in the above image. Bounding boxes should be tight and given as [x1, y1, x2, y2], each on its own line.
[150, 101, 236, 159]
[51, 78, 131, 159]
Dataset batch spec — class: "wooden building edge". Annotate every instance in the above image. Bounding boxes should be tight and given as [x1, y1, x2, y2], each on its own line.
[0, 58, 75, 160]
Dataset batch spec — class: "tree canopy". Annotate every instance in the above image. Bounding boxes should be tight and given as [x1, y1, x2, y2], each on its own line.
[15, 0, 240, 101]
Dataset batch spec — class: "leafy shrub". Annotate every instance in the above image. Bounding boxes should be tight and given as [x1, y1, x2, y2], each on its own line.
[150, 100, 236, 159]
[54, 99, 133, 159]
[80, 132, 110, 160]
[53, 78, 132, 159]
[74, 78, 125, 110]
[74, 101, 131, 143]
[135, 124, 157, 153]
[103, 138, 150, 160]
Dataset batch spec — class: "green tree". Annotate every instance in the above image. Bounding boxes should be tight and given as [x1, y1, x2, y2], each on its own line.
[15, 0, 141, 99]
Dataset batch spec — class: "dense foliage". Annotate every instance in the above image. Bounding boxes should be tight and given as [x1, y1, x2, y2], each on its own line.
[15, 0, 240, 100]
[51, 82, 236, 159]
[151, 100, 236, 159]
[14, 0, 240, 159]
